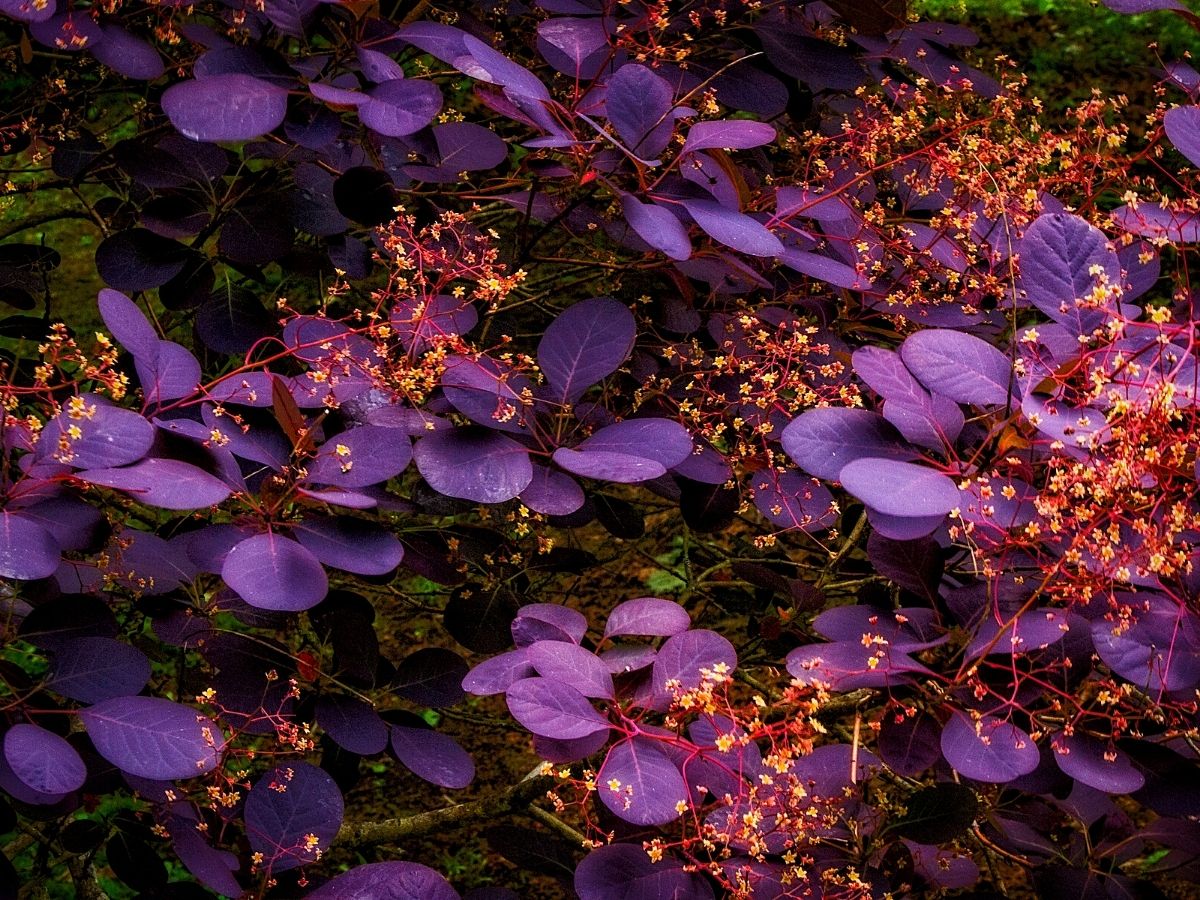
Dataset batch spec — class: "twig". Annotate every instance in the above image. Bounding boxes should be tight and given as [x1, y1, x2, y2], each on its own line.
[335, 774, 557, 847]
[523, 804, 588, 847]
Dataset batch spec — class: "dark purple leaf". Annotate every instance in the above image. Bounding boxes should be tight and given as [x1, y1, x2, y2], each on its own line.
[1111, 202, 1200, 243]
[597, 737, 687, 825]
[3, 724, 86, 795]
[48, 637, 151, 703]
[414, 428, 533, 503]
[839, 458, 959, 518]
[682, 199, 783, 257]
[161, 75, 288, 142]
[940, 714, 1039, 783]
[604, 597, 690, 639]
[878, 712, 943, 776]
[899, 329, 1012, 405]
[781, 408, 917, 481]
[307, 862, 460, 899]
[391, 725, 474, 788]
[966, 608, 1072, 658]
[605, 64, 673, 157]
[786, 640, 932, 691]
[394, 647, 468, 707]
[554, 418, 693, 483]
[751, 470, 837, 531]
[96, 229, 189, 293]
[620, 195, 691, 260]
[316, 694, 389, 755]
[527, 642, 613, 699]
[244, 762, 343, 870]
[391, 294, 478, 353]
[78, 458, 233, 510]
[1052, 734, 1144, 794]
[575, 844, 713, 900]
[91, 24, 164, 80]
[778, 247, 865, 289]
[30, 11, 102, 50]
[505, 677, 610, 740]
[682, 120, 775, 154]
[1091, 597, 1200, 692]
[440, 355, 534, 434]
[222, 532, 329, 611]
[538, 297, 635, 404]
[1103, 0, 1183, 11]
[172, 821, 243, 897]
[359, 79, 443, 137]
[0, 511, 60, 580]
[80, 696, 221, 780]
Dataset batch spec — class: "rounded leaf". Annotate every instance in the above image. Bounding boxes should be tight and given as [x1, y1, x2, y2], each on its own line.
[222, 533, 329, 611]
[838, 458, 960, 518]
[604, 598, 691, 639]
[391, 725, 474, 788]
[48, 636, 151, 704]
[597, 737, 688, 825]
[161, 75, 288, 143]
[78, 458, 233, 510]
[4, 724, 86, 795]
[1052, 734, 1145, 794]
[316, 694, 389, 756]
[940, 715, 1039, 784]
[0, 511, 60, 581]
[537, 298, 635, 404]
[505, 677, 610, 740]
[414, 429, 532, 504]
[80, 696, 221, 780]
[245, 762, 343, 871]
[781, 408, 916, 481]
[308, 862, 460, 900]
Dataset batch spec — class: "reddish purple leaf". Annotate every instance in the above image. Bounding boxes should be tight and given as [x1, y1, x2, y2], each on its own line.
[0, 511, 60, 580]
[391, 725, 474, 788]
[604, 597, 690, 639]
[528, 641, 613, 699]
[682, 119, 775, 154]
[359, 79, 443, 137]
[306, 426, 412, 489]
[48, 636, 151, 703]
[462, 649, 535, 696]
[505, 677, 610, 740]
[786, 640, 932, 691]
[598, 737, 688, 825]
[781, 408, 917, 481]
[222, 532, 328, 611]
[605, 64, 673, 157]
[839, 458, 959, 518]
[620, 195, 691, 260]
[682, 199, 784, 257]
[899, 329, 1012, 405]
[80, 696, 221, 780]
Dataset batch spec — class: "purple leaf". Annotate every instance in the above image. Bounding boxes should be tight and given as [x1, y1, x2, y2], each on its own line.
[244, 762, 343, 871]
[359, 79, 443, 137]
[459, 34, 550, 101]
[440, 355, 534, 434]
[598, 737, 688, 825]
[1052, 734, 1144, 794]
[778, 247, 865, 289]
[838, 458, 960, 518]
[391, 294, 478, 353]
[1102, 0, 1184, 11]
[538, 297, 635, 404]
[652, 629, 737, 707]
[294, 517, 403, 576]
[518, 465, 585, 515]
[222, 532, 328, 611]
[0, 0, 54, 22]
[48, 637, 151, 703]
[562, 418, 693, 475]
[80, 696, 221, 780]
[786, 640, 932, 691]
[91, 24, 165, 80]
[98, 289, 158, 358]
[533, 730, 611, 764]
[899, 329, 1012, 405]
[682, 119, 775, 154]
[682, 199, 784, 257]
[316, 694, 389, 755]
[527, 642, 614, 699]
[512, 604, 588, 645]
[0, 511, 60, 580]
[413, 428, 533, 503]
[853, 346, 963, 449]
[812, 605, 940, 649]
[308, 862, 460, 900]
[1018, 213, 1121, 335]
[605, 64, 674, 158]
[462, 649, 535, 696]
[620, 195, 691, 260]
[3, 725, 86, 795]
[138, 339, 202, 403]
[1091, 597, 1200, 692]
[781, 408, 917, 481]
[1165, 105, 1200, 170]
[967, 608, 1072, 658]
[940, 715, 1039, 783]
[78, 458, 233, 510]
[1111, 202, 1200, 243]
[391, 725, 474, 788]
[751, 470, 837, 531]
[878, 712, 943, 776]
[30, 11, 102, 50]
[307, 426, 412, 489]
[172, 822, 243, 897]
[505, 677, 610, 740]
[575, 844, 713, 900]
[604, 597, 690, 639]
[394, 647, 468, 707]
[161, 75, 288, 142]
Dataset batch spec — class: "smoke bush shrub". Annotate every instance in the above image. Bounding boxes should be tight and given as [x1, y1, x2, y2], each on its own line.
[2, 0, 1200, 896]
